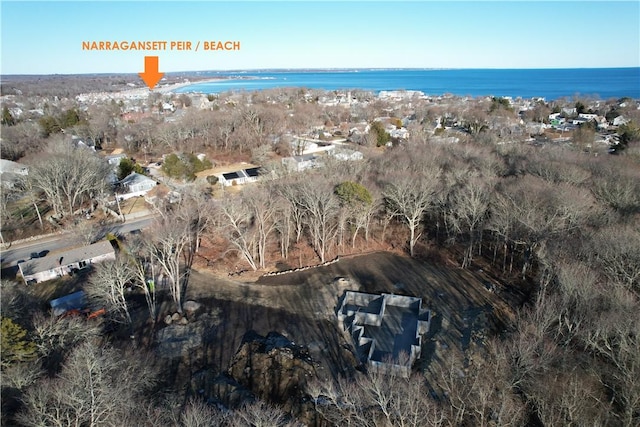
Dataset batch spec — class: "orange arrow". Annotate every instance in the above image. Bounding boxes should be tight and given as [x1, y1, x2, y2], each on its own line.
[138, 56, 164, 89]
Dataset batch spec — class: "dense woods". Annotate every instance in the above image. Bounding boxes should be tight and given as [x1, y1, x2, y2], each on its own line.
[1, 78, 640, 425]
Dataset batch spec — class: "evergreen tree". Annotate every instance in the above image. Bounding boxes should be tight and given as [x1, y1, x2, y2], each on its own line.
[117, 157, 144, 180]
[1, 317, 37, 367]
[2, 106, 16, 126]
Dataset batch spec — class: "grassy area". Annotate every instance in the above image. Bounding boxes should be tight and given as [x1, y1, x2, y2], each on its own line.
[3, 199, 53, 241]
[119, 197, 151, 215]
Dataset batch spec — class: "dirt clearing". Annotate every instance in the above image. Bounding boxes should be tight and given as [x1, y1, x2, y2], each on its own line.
[183, 251, 527, 380]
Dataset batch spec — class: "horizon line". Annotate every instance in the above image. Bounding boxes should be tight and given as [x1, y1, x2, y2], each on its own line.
[2, 66, 640, 78]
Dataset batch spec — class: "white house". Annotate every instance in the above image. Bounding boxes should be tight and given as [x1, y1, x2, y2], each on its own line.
[0, 159, 29, 176]
[105, 153, 128, 166]
[281, 154, 321, 173]
[215, 167, 261, 187]
[613, 115, 628, 126]
[578, 113, 598, 120]
[18, 241, 116, 284]
[117, 172, 158, 200]
[390, 128, 410, 140]
[290, 136, 335, 155]
[0, 159, 29, 188]
[330, 148, 364, 162]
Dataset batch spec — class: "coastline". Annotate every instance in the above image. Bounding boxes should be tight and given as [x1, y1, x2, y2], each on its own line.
[155, 77, 224, 94]
[75, 77, 225, 101]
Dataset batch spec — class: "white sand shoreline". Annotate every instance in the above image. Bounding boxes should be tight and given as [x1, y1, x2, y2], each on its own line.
[155, 77, 224, 94]
[76, 77, 227, 101]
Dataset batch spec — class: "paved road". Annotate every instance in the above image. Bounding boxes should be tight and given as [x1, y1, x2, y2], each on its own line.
[0, 216, 155, 269]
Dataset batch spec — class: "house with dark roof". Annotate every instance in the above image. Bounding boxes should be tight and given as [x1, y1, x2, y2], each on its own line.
[216, 167, 262, 186]
[337, 291, 430, 377]
[18, 240, 116, 284]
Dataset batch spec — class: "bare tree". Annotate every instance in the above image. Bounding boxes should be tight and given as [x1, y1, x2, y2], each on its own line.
[586, 224, 640, 293]
[446, 174, 492, 268]
[218, 194, 259, 271]
[85, 257, 135, 326]
[383, 169, 440, 257]
[31, 313, 102, 363]
[276, 180, 307, 244]
[243, 186, 278, 269]
[27, 138, 111, 217]
[179, 398, 227, 427]
[309, 370, 446, 427]
[590, 163, 640, 216]
[230, 400, 297, 427]
[18, 341, 157, 427]
[126, 235, 158, 323]
[146, 213, 191, 314]
[297, 181, 339, 263]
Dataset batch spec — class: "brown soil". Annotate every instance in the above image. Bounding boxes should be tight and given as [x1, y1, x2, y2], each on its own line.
[180, 251, 528, 383]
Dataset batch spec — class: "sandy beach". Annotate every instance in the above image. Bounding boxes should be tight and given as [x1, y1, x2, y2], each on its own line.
[75, 77, 225, 101]
[155, 77, 223, 94]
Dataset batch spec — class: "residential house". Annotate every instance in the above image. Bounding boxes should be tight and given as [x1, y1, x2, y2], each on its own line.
[613, 115, 628, 126]
[216, 167, 262, 187]
[162, 102, 175, 112]
[390, 127, 410, 140]
[0, 159, 29, 176]
[291, 136, 335, 156]
[105, 153, 128, 167]
[0, 159, 29, 188]
[329, 148, 364, 162]
[337, 291, 431, 377]
[578, 113, 598, 121]
[281, 154, 321, 173]
[117, 172, 158, 200]
[18, 240, 116, 284]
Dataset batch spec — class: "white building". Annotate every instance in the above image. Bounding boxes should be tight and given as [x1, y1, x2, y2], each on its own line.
[18, 241, 116, 284]
[215, 167, 261, 187]
[329, 148, 364, 162]
[281, 154, 321, 172]
[117, 172, 158, 200]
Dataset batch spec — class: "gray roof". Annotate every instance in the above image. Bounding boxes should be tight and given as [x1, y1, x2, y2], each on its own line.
[119, 172, 156, 186]
[49, 291, 87, 316]
[293, 154, 317, 162]
[18, 240, 115, 275]
[0, 159, 28, 175]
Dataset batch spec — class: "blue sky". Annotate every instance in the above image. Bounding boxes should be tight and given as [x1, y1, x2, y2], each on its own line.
[1, 1, 639, 74]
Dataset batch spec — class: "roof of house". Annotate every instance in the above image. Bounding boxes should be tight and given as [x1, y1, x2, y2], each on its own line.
[292, 154, 317, 162]
[119, 172, 156, 187]
[245, 167, 260, 177]
[223, 171, 242, 180]
[0, 159, 28, 175]
[49, 290, 87, 316]
[18, 240, 115, 275]
[338, 291, 429, 367]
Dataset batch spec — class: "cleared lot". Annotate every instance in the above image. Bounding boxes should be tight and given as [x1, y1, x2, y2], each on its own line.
[183, 251, 526, 381]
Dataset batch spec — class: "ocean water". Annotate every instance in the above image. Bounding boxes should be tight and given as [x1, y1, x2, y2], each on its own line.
[175, 68, 640, 100]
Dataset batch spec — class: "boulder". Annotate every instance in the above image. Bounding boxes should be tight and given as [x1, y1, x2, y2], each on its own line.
[183, 300, 202, 314]
[156, 323, 203, 359]
[164, 314, 173, 325]
[226, 331, 315, 410]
